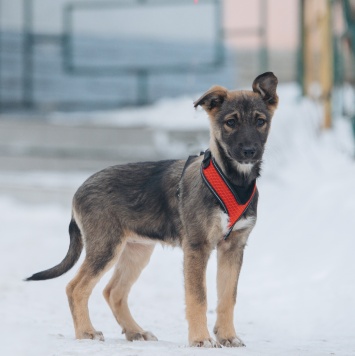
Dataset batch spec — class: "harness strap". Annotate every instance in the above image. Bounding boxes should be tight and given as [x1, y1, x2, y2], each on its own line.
[177, 151, 204, 198]
[200, 150, 257, 239]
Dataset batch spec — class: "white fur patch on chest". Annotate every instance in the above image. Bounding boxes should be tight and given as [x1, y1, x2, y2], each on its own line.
[219, 211, 256, 235]
[235, 162, 254, 175]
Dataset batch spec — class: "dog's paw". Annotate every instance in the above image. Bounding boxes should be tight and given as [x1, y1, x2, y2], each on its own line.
[218, 335, 245, 348]
[141, 331, 158, 341]
[190, 338, 221, 348]
[80, 331, 105, 341]
[124, 330, 158, 342]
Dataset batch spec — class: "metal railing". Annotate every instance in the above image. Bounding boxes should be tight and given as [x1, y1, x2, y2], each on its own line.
[61, 0, 224, 106]
[12, 0, 224, 109]
[0, 0, 269, 111]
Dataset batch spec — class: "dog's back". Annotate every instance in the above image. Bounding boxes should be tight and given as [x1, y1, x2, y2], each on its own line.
[73, 160, 185, 246]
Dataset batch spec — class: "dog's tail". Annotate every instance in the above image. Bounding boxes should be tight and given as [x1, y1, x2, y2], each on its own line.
[25, 218, 83, 281]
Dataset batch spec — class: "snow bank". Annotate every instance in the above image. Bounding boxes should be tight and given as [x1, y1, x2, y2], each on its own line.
[50, 95, 209, 130]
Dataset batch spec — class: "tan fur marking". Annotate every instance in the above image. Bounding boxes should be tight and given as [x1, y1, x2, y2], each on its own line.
[66, 243, 125, 340]
[103, 242, 156, 341]
[183, 243, 214, 345]
[214, 234, 247, 347]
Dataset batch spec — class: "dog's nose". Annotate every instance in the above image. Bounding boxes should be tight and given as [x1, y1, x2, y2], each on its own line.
[242, 147, 256, 159]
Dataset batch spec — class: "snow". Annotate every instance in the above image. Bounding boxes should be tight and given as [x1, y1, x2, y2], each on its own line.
[1, 84, 355, 355]
[50, 95, 209, 130]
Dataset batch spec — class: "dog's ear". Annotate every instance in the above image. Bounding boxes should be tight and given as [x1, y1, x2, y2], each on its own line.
[193, 86, 228, 113]
[252, 72, 278, 108]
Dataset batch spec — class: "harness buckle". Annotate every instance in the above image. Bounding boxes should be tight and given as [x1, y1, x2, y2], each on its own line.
[202, 150, 211, 168]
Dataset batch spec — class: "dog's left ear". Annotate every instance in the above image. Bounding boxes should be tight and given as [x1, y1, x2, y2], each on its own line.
[252, 72, 278, 108]
[193, 85, 228, 113]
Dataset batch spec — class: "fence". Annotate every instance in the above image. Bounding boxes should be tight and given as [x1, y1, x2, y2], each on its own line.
[0, 0, 269, 112]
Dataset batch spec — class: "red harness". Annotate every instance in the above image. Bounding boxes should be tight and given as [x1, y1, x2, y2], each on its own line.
[200, 152, 257, 239]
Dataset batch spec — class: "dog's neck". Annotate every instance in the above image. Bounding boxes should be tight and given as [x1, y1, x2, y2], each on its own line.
[210, 138, 261, 188]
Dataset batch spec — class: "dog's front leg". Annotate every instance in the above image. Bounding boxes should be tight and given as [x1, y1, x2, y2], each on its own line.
[213, 234, 247, 347]
[183, 243, 220, 348]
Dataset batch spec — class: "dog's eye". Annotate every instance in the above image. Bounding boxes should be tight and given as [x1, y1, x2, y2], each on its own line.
[256, 118, 266, 127]
[225, 119, 236, 128]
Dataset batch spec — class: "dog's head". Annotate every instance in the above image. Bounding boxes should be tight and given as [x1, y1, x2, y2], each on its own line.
[194, 72, 278, 174]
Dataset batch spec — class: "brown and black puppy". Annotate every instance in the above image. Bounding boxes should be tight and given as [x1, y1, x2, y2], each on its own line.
[26, 72, 278, 348]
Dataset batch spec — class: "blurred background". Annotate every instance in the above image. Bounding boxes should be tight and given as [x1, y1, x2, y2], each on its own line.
[1, 2, 355, 355]
[0, 0, 354, 177]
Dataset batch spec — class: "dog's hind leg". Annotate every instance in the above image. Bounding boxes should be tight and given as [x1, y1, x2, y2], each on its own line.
[66, 237, 125, 341]
[103, 241, 157, 342]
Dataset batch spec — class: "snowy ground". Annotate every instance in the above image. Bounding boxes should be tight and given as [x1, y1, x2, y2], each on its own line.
[1, 84, 355, 355]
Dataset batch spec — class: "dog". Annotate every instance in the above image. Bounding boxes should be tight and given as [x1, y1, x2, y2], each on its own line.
[26, 72, 278, 348]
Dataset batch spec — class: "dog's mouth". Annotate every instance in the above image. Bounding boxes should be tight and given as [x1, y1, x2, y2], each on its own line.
[236, 159, 257, 165]
[227, 150, 260, 165]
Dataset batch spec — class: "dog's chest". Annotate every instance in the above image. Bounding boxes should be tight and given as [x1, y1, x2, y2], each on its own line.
[219, 211, 256, 235]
